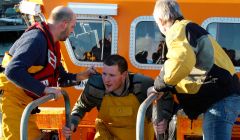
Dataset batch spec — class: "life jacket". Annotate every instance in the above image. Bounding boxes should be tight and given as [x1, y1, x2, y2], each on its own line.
[1, 22, 61, 99]
[25, 22, 61, 99]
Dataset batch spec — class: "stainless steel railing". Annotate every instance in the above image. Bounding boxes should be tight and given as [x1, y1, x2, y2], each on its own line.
[20, 90, 71, 140]
[136, 91, 164, 140]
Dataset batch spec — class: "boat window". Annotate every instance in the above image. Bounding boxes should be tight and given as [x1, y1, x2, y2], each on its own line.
[0, 1, 26, 63]
[130, 16, 165, 69]
[202, 17, 240, 69]
[65, 15, 117, 67]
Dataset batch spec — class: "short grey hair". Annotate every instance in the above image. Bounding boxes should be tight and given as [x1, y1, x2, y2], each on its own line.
[153, 0, 183, 22]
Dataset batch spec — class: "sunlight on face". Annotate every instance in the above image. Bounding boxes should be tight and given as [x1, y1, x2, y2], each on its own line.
[102, 64, 126, 93]
[59, 15, 76, 41]
[153, 10, 165, 35]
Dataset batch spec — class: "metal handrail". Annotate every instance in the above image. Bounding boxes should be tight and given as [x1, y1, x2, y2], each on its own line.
[136, 91, 163, 140]
[20, 90, 71, 140]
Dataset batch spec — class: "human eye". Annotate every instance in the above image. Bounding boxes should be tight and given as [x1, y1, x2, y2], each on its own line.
[102, 72, 107, 76]
[109, 74, 115, 77]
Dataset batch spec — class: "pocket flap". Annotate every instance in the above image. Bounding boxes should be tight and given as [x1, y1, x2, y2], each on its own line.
[109, 106, 132, 117]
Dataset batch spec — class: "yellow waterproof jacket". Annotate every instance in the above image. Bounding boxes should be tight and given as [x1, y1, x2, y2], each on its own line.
[161, 19, 240, 119]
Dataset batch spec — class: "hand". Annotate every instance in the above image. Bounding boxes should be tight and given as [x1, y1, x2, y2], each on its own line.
[147, 86, 158, 96]
[153, 119, 168, 135]
[154, 75, 167, 91]
[76, 66, 96, 81]
[43, 87, 62, 100]
[62, 123, 75, 138]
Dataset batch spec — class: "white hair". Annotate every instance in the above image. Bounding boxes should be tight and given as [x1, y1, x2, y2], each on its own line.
[153, 0, 183, 22]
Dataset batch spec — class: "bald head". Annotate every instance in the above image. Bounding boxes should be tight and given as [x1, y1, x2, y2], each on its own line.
[47, 6, 76, 42]
[48, 6, 74, 24]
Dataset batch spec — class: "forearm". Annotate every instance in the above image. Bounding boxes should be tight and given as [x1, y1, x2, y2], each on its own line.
[71, 103, 87, 132]
[71, 94, 93, 124]
[76, 66, 96, 82]
[5, 64, 45, 95]
[70, 86, 99, 128]
[71, 115, 82, 131]
[154, 67, 166, 92]
[71, 100, 89, 120]
[76, 72, 85, 82]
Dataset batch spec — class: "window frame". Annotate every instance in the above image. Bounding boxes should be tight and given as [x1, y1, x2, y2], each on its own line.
[64, 14, 118, 67]
[202, 17, 240, 72]
[130, 16, 162, 70]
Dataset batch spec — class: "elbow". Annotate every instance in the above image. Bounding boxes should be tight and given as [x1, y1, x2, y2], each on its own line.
[5, 64, 20, 82]
[164, 77, 178, 86]
[5, 66, 14, 80]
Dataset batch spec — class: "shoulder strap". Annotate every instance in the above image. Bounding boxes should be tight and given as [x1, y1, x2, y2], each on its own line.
[128, 73, 135, 93]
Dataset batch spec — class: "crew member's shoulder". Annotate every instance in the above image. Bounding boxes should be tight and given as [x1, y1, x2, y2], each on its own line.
[9, 29, 47, 54]
[87, 73, 105, 90]
[23, 29, 45, 39]
[20, 29, 47, 46]
[131, 73, 154, 83]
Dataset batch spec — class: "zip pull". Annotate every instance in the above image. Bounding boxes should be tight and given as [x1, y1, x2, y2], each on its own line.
[191, 119, 193, 130]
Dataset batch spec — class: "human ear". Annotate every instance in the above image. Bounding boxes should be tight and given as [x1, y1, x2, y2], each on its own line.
[60, 20, 68, 29]
[122, 71, 128, 78]
[159, 18, 166, 26]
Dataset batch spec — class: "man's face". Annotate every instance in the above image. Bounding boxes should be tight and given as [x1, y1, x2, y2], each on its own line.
[153, 11, 165, 35]
[59, 15, 76, 41]
[102, 64, 127, 93]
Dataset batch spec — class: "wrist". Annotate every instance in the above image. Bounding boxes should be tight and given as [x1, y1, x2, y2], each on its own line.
[76, 73, 83, 82]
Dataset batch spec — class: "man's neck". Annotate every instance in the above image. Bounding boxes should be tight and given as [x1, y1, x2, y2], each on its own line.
[113, 83, 125, 96]
[112, 75, 130, 96]
[47, 23, 58, 43]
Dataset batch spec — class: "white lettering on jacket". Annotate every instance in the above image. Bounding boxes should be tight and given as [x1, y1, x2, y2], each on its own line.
[48, 49, 57, 69]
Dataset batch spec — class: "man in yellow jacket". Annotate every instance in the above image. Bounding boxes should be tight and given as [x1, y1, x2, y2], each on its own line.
[151, 0, 240, 140]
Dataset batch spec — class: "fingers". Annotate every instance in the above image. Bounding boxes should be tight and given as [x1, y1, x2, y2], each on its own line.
[153, 119, 168, 134]
[147, 86, 157, 96]
[62, 126, 72, 138]
[88, 65, 97, 75]
[77, 66, 97, 81]
[43, 87, 62, 100]
[62, 124, 75, 138]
